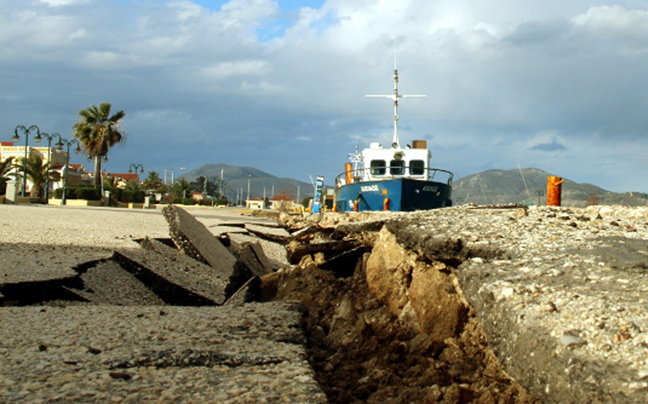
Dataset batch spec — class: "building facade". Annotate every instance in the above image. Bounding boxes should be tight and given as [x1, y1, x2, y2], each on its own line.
[0, 142, 87, 195]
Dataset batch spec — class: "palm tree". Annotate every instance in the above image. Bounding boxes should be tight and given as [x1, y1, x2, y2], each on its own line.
[12, 155, 55, 198]
[0, 157, 14, 195]
[72, 102, 126, 188]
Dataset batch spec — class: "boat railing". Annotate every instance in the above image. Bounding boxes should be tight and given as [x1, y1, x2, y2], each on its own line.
[335, 166, 454, 187]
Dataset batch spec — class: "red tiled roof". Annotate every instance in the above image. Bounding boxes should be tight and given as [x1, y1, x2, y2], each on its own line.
[108, 173, 139, 181]
[271, 195, 293, 201]
[69, 164, 83, 169]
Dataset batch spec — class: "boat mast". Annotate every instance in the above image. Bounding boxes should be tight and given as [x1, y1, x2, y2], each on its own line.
[366, 56, 425, 149]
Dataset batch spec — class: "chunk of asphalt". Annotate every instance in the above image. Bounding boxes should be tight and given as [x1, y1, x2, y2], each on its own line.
[234, 242, 274, 278]
[162, 206, 237, 277]
[143, 237, 253, 302]
[244, 224, 292, 244]
[223, 276, 261, 307]
[113, 239, 228, 306]
[73, 261, 165, 306]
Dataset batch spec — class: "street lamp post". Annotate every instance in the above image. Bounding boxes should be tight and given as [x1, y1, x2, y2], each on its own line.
[38, 132, 62, 201]
[128, 164, 145, 203]
[164, 168, 175, 185]
[12, 125, 41, 197]
[128, 164, 145, 175]
[55, 138, 81, 205]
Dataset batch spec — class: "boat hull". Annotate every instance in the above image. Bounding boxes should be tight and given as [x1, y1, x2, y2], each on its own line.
[335, 178, 452, 212]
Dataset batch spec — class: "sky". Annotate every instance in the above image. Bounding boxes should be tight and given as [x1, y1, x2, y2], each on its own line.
[1, 0, 647, 193]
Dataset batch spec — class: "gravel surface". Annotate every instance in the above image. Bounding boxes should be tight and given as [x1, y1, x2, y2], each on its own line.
[0, 244, 94, 284]
[0, 205, 169, 248]
[0, 303, 326, 403]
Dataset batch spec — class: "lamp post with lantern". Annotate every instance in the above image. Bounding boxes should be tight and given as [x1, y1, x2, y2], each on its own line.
[12, 125, 41, 197]
[37, 132, 62, 201]
[55, 138, 81, 205]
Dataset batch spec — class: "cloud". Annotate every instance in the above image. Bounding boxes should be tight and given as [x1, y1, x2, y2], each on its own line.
[200, 60, 271, 80]
[527, 139, 568, 152]
[1, 0, 648, 193]
[38, 0, 91, 7]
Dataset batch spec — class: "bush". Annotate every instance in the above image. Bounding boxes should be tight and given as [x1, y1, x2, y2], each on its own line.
[52, 186, 101, 200]
[109, 188, 145, 203]
[182, 197, 196, 205]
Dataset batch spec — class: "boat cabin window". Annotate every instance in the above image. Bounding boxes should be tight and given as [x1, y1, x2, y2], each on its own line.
[410, 160, 425, 175]
[390, 160, 405, 175]
[370, 160, 386, 175]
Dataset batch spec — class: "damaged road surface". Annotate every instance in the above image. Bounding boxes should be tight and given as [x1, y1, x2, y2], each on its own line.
[0, 205, 325, 402]
[3, 204, 647, 402]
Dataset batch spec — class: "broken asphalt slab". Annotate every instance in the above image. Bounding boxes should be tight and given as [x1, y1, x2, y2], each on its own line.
[245, 223, 292, 244]
[162, 205, 237, 277]
[114, 238, 229, 306]
[70, 261, 166, 306]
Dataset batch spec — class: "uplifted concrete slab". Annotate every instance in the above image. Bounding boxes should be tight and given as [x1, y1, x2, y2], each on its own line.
[0, 303, 327, 403]
[234, 242, 274, 278]
[114, 238, 229, 305]
[73, 261, 165, 306]
[162, 206, 237, 277]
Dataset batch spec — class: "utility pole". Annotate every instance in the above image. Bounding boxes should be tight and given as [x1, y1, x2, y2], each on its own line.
[247, 175, 251, 203]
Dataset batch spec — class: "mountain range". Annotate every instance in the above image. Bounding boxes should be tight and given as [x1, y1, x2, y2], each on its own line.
[182, 164, 313, 202]
[453, 168, 647, 206]
[182, 164, 647, 207]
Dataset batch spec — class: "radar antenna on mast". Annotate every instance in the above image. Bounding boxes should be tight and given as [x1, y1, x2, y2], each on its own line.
[366, 46, 425, 149]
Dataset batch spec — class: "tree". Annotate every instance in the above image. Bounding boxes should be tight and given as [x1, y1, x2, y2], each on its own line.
[143, 170, 166, 193]
[72, 102, 126, 188]
[0, 157, 14, 195]
[125, 180, 141, 194]
[171, 178, 192, 199]
[12, 155, 56, 198]
[102, 175, 119, 192]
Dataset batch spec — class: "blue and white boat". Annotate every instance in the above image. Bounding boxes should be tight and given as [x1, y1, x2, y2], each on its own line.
[334, 68, 453, 212]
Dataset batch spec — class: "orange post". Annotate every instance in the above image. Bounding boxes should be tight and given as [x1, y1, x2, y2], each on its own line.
[345, 163, 353, 184]
[383, 198, 390, 211]
[353, 200, 359, 212]
[547, 176, 564, 206]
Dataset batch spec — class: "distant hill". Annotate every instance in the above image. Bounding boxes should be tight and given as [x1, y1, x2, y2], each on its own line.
[452, 168, 647, 206]
[182, 164, 313, 202]
[182, 164, 646, 207]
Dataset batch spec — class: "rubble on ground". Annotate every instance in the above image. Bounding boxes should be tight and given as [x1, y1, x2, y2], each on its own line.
[2, 203, 648, 403]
